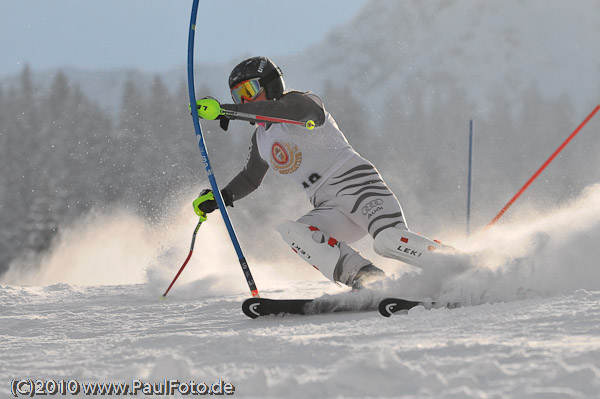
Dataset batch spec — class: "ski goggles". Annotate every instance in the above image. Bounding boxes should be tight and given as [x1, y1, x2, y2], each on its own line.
[231, 78, 263, 104]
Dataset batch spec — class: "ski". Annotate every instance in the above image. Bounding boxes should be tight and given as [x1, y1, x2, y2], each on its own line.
[242, 298, 313, 318]
[242, 297, 461, 318]
[378, 298, 464, 317]
[378, 298, 424, 317]
[242, 295, 380, 319]
[243, 295, 428, 318]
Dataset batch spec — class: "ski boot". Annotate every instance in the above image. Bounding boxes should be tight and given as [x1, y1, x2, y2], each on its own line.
[349, 264, 386, 291]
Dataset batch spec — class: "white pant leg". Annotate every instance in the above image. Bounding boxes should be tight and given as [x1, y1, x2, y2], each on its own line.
[277, 220, 371, 284]
[316, 156, 409, 239]
[296, 206, 367, 244]
[373, 227, 448, 268]
[317, 157, 451, 269]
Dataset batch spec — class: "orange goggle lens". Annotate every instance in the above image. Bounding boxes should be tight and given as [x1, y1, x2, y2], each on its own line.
[231, 79, 262, 104]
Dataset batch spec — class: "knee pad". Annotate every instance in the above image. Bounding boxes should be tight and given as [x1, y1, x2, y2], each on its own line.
[276, 221, 370, 284]
[373, 228, 445, 268]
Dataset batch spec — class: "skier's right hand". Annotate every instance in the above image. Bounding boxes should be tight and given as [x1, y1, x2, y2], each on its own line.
[195, 97, 230, 131]
[192, 189, 234, 222]
[196, 97, 222, 120]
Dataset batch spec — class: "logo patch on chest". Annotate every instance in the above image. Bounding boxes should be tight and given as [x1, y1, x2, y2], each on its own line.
[271, 141, 302, 174]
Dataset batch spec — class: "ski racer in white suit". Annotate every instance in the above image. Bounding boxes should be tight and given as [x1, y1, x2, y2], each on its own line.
[194, 56, 448, 289]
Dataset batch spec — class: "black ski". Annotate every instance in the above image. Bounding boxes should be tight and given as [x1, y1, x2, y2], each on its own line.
[242, 295, 379, 318]
[243, 297, 460, 318]
[242, 298, 313, 318]
[378, 298, 463, 317]
[378, 298, 423, 317]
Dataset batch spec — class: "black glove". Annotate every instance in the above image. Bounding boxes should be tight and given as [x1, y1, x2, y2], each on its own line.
[217, 115, 230, 131]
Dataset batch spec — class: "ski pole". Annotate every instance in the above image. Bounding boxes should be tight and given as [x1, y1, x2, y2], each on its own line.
[187, 0, 259, 297]
[162, 219, 202, 298]
[194, 99, 316, 130]
[220, 108, 316, 130]
[467, 119, 474, 235]
[487, 104, 600, 227]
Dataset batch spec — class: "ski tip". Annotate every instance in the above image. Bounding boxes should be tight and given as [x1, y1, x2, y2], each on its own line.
[241, 297, 313, 319]
[378, 298, 422, 317]
[241, 298, 261, 319]
[378, 300, 395, 317]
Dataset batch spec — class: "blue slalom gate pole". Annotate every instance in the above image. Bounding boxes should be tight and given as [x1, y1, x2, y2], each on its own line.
[466, 120, 473, 236]
[186, 0, 259, 297]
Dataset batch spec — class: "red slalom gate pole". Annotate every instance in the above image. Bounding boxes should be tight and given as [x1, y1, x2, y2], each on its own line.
[162, 219, 202, 297]
[488, 104, 600, 227]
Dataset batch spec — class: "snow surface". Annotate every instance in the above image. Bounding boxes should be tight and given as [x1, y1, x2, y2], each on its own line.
[3, 184, 600, 398]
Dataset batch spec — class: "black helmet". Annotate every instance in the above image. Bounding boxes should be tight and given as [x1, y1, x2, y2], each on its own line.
[228, 56, 285, 101]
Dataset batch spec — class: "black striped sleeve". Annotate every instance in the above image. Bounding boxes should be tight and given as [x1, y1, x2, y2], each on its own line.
[223, 131, 269, 202]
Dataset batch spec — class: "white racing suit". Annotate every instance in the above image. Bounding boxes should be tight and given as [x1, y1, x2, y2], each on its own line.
[221, 91, 445, 286]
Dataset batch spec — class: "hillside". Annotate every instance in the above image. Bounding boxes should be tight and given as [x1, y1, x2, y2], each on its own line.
[286, 0, 600, 115]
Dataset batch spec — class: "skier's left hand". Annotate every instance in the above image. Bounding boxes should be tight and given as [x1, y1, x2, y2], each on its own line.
[193, 188, 234, 222]
[195, 97, 230, 131]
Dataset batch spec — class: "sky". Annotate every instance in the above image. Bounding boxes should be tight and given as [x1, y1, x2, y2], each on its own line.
[0, 0, 368, 77]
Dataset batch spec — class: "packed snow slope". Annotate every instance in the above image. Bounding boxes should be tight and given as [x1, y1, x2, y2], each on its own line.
[2, 184, 600, 398]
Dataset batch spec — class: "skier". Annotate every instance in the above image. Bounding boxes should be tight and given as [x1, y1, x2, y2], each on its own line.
[193, 56, 448, 289]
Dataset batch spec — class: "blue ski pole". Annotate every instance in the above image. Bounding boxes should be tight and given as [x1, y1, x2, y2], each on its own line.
[186, 0, 259, 297]
[467, 119, 473, 236]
